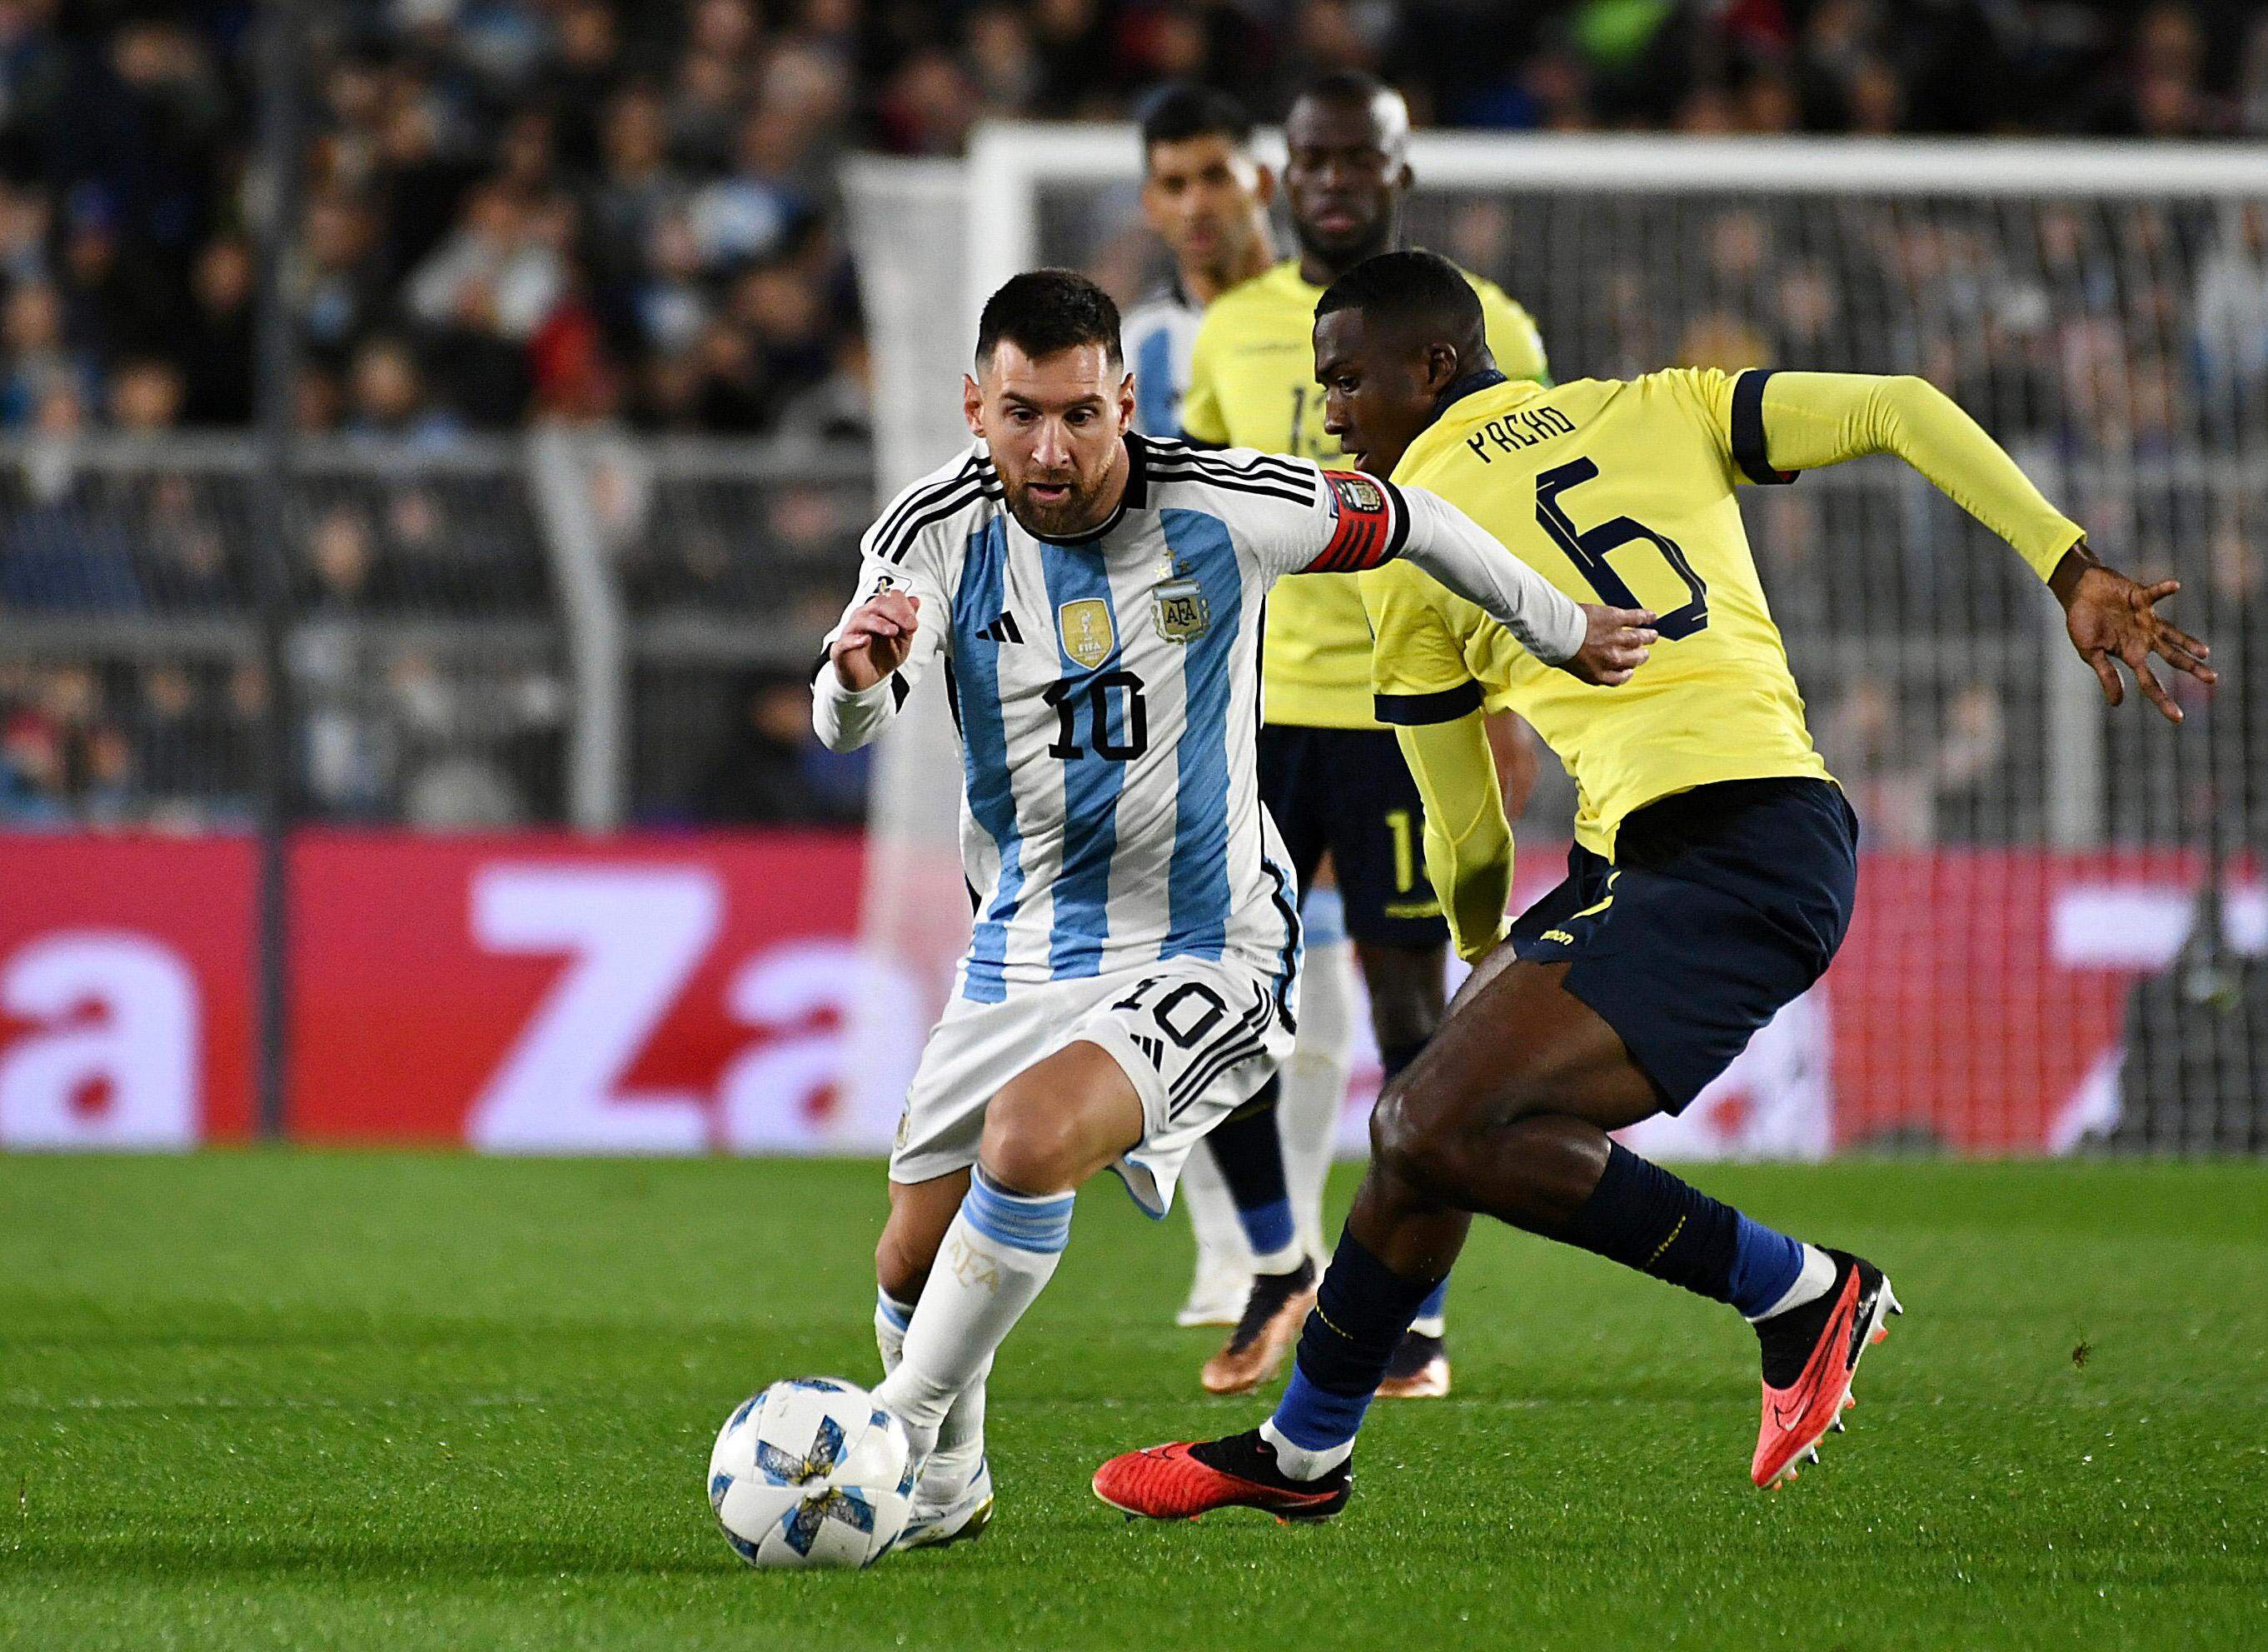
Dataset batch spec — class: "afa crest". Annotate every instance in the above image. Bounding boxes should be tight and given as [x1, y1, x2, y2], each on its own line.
[1328, 472, 1385, 515]
[1154, 576, 1209, 643]
[1057, 598, 1114, 669]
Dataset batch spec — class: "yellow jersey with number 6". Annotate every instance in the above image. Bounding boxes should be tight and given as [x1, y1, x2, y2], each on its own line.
[1180, 257, 1548, 727]
[1367, 367, 1832, 856]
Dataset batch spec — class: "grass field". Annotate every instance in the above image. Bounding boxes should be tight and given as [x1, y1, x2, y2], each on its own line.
[2, 1154, 2264, 1650]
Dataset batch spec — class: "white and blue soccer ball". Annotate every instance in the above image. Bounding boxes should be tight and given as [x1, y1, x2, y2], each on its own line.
[707, 1377, 915, 1570]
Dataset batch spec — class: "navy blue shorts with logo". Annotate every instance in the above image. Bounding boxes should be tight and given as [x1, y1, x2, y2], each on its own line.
[1509, 777, 1859, 1113]
[1257, 723, 1449, 950]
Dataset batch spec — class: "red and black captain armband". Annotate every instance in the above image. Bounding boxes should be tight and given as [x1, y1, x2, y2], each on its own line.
[1305, 470, 1411, 572]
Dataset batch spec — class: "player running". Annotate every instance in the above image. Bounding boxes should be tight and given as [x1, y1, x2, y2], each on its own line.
[1177, 71, 1553, 1400]
[1093, 251, 2216, 1518]
[820, 268, 1653, 1548]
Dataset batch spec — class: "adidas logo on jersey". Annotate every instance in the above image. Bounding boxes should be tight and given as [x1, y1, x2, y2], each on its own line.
[1130, 1034, 1165, 1068]
[978, 611, 1024, 644]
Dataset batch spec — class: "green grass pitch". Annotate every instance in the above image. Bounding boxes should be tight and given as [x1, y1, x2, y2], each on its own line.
[2, 1154, 2264, 1650]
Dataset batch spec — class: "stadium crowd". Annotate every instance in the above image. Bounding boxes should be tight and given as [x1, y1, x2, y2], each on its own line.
[0, 0, 2262, 832]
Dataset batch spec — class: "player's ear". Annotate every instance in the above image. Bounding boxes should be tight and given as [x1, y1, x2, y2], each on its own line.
[1115, 367, 1136, 428]
[1422, 342, 1460, 397]
[1252, 162, 1276, 208]
[962, 372, 984, 437]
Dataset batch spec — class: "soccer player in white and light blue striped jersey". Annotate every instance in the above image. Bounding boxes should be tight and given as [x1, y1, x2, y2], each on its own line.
[813, 269, 1654, 1548]
[1122, 87, 1278, 443]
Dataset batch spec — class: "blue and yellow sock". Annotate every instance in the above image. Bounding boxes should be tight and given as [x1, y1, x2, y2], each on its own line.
[1557, 1141, 1804, 1317]
[1260, 1225, 1441, 1476]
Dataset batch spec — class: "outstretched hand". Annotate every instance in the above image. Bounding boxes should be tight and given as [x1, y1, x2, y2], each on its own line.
[1561, 605, 1658, 686]
[2052, 556, 2215, 725]
[830, 589, 921, 691]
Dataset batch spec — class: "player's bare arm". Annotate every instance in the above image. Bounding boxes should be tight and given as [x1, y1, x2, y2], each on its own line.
[2046, 544, 2216, 724]
[828, 588, 922, 691]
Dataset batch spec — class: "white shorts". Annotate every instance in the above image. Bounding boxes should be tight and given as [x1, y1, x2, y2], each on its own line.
[890, 956, 1294, 1217]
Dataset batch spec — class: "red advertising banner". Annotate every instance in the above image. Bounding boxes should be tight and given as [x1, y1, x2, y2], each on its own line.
[0, 835, 257, 1146]
[0, 831, 2253, 1155]
[287, 830, 875, 1151]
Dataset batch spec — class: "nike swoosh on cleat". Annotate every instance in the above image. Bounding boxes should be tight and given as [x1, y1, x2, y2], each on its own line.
[1767, 1274, 1861, 1431]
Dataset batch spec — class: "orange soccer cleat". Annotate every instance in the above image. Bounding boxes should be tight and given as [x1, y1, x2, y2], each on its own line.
[1751, 1250, 1902, 1489]
[1199, 1262, 1316, 1395]
[1093, 1433, 1351, 1524]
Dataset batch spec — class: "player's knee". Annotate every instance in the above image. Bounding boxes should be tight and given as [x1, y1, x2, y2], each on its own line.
[874, 1223, 934, 1302]
[1368, 1080, 1466, 1202]
[977, 1090, 1088, 1195]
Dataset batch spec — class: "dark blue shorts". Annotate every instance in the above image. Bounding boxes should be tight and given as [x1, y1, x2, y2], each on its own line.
[1508, 778, 1858, 1113]
[1258, 723, 1448, 950]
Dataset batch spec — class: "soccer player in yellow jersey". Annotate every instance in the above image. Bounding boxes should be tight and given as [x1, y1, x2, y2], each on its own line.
[1176, 71, 1549, 1400]
[1094, 251, 2216, 1519]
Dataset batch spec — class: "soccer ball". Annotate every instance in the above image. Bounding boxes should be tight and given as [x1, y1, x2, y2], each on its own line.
[707, 1377, 915, 1569]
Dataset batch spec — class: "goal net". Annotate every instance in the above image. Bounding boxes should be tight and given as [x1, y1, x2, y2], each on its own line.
[847, 129, 2268, 1157]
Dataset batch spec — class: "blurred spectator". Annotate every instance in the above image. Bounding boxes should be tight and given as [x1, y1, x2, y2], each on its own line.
[178, 237, 256, 426]
[0, 278, 92, 427]
[344, 337, 461, 444]
[2196, 202, 2268, 407]
[0, 465, 142, 611]
[694, 668, 863, 825]
[107, 357, 183, 433]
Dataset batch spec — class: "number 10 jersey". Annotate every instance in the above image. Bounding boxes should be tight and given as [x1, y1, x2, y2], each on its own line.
[821, 432, 1411, 1008]
[1364, 367, 1834, 860]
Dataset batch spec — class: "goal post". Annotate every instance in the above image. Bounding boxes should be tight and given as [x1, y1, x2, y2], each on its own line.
[848, 127, 2268, 1156]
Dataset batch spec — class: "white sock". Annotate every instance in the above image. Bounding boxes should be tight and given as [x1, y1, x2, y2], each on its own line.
[1259, 1418, 1353, 1480]
[872, 1169, 1074, 1460]
[876, 1285, 987, 1505]
[875, 1285, 914, 1375]
[1747, 1243, 1838, 1323]
[1281, 934, 1355, 1265]
[1177, 1147, 1255, 1290]
[1248, 1230, 1306, 1277]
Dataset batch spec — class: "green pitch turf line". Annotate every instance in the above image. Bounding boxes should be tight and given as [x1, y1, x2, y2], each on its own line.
[1, 1153, 2262, 1650]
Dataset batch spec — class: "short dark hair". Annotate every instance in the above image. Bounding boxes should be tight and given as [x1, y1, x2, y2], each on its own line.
[1138, 82, 1254, 158]
[1296, 68, 1394, 112]
[1314, 250, 1483, 350]
[975, 269, 1123, 369]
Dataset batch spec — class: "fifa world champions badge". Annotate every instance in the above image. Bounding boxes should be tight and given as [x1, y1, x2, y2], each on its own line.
[1057, 598, 1114, 670]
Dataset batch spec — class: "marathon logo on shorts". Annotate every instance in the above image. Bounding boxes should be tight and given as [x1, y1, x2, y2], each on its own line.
[1307, 469, 1402, 573]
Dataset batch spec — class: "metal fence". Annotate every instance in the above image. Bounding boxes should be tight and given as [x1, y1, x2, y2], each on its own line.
[0, 431, 871, 836]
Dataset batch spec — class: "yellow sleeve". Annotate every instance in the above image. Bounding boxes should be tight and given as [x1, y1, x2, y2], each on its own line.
[1477, 280, 1550, 386]
[1362, 561, 1513, 961]
[1683, 367, 2086, 581]
[1398, 714, 1515, 964]
[1179, 310, 1231, 445]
